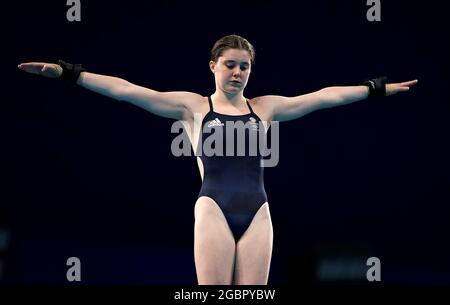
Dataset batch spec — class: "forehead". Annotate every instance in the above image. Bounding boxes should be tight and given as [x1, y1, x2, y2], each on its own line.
[219, 48, 251, 63]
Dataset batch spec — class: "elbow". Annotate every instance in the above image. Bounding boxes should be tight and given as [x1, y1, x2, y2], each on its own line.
[113, 80, 133, 102]
[317, 87, 344, 109]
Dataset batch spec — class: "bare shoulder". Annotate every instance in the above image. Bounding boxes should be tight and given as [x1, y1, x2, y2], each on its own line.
[249, 95, 287, 107]
[249, 95, 286, 121]
[172, 91, 205, 106]
[181, 93, 209, 120]
[163, 91, 205, 111]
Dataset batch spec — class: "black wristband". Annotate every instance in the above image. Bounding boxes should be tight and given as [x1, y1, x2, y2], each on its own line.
[362, 76, 387, 97]
[57, 60, 86, 83]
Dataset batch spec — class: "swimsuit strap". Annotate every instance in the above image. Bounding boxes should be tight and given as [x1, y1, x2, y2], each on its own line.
[207, 95, 214, 112]
[246, 99, 255, 114]
[209, 96, 254, 115]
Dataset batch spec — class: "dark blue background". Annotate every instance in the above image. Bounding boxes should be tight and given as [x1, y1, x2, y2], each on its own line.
[3, 0, 449, 285]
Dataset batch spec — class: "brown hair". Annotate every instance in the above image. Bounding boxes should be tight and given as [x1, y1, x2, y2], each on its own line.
[210, 34, 255, 64]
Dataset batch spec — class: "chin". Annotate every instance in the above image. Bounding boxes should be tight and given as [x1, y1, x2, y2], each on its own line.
[227, 85, 244, 93]
[226, 89, 243, 95]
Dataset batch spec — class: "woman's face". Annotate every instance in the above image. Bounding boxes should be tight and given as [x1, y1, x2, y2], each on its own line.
[210, 48, 252, 95]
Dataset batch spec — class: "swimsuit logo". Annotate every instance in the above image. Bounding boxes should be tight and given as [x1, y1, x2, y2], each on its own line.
[249, 117, 259, 131]
[207, 118, 225, 128]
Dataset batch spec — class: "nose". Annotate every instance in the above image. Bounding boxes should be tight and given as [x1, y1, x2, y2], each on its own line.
[232, 66, 241, 76]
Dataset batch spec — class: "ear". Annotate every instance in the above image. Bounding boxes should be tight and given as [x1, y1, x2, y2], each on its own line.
[209, 60, 216, 74]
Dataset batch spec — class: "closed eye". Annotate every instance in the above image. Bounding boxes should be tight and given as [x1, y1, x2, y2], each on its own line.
[225, 61, 249, 71]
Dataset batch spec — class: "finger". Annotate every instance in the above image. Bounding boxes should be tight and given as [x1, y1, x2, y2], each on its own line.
[18, 62, 46, 67]
[392, 84, 410, 91]
[387, 85, 409, 96]
[18, 62, 44, 71]
[400, 79, 418, 86]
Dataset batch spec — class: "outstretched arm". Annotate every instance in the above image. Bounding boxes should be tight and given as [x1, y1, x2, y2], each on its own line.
[264, 79, 418, 122]
[18, 62, 201, 120]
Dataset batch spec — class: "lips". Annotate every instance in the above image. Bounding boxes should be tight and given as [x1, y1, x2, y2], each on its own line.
[230, 80, 241, 85]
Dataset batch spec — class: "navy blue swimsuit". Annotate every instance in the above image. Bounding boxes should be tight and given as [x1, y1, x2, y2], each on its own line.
[197, 96, 268, 241]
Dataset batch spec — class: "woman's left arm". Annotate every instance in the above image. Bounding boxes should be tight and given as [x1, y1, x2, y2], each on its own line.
[267, 79, 418, 122]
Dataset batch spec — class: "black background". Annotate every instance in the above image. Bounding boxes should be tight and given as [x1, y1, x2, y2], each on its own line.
[3, 0, 450, 286]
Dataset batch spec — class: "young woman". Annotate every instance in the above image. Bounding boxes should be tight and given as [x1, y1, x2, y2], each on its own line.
[18, 34, 417, 285]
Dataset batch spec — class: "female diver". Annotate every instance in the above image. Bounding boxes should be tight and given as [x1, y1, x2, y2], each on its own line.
[18, 34, 417, 285]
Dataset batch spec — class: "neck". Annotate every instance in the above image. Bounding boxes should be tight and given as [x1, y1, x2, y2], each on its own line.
[211, 90, 245, 107]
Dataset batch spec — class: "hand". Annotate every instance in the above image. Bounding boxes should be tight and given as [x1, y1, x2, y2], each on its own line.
[386, 79, 418, 96]
[17, 62, 63, 78]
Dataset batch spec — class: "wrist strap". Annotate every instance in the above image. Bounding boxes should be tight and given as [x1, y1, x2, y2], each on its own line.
[57, 60, 86, 83]
[362, 76, 387, 97]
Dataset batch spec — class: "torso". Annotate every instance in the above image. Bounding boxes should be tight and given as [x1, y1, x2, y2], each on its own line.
[194, 96, 269, 241]
[181, 96, 270, 180]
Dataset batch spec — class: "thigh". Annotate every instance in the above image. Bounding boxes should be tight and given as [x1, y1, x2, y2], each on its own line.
[233, 202, 273, 285]
[194, 196, 236, 285]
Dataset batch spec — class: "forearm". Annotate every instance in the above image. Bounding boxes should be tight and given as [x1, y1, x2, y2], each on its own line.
[76, 71, 130, 101]
[319, 86, 370, 109]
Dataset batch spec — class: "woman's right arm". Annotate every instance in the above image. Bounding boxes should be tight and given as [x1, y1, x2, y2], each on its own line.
[18, 62, 201, 120]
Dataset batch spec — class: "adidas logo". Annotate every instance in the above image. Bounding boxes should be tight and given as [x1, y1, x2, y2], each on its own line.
[207, 118, 225, 128]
